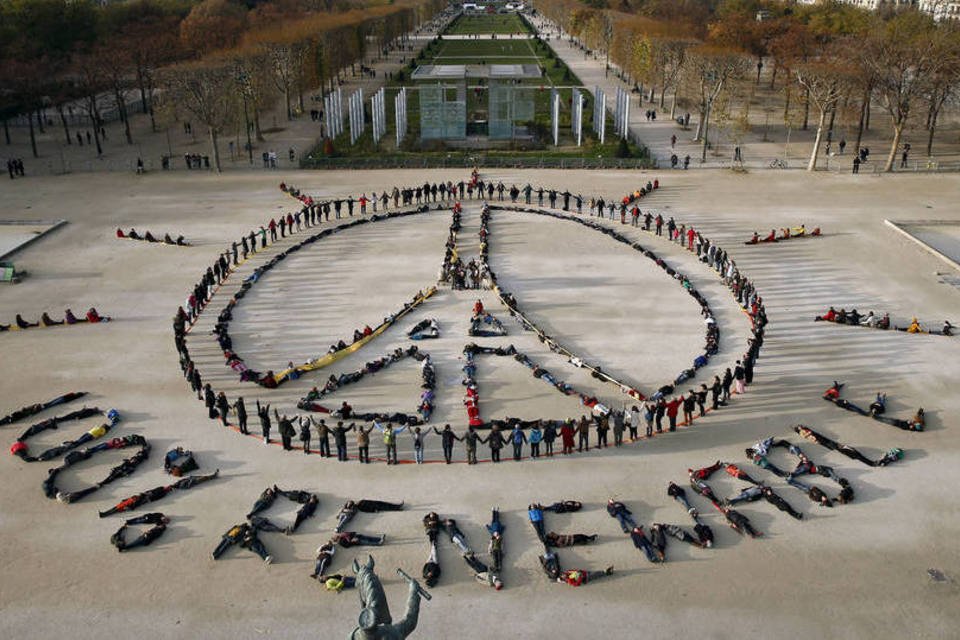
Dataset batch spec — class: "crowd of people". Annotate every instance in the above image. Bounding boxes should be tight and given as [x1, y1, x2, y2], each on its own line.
[823, 381, 925, 431]
[116, 228, 190, 246]
[213, 486, 320, 565]
[1, 308, 109, 331]
[296, 345, 435, 427]
[43, 431, 149, 504]
[815, 307, 953, 336]
[745, 225, 821, 244]
[166, 172, 775, 464]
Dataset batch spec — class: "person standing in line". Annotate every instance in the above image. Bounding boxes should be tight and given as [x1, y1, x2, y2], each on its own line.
[434, 424, 460, 464]
[411, 427, 428, 464]
[275, 410, 296, 451]
[233, 397, 248, 434]
[463, 426, 480, 465]
[256, 401, 271, 444]
[577, 416, 590, 452]
[314, 418, 330, 457]
[543, 421, 557, 455]
[299, 417, 312, 454]
[560, 420, 575, 454]
[665, 396, 681, 432]
[378, 422, 406, 465]
[529, 423, 543, 458]
[721, 368, 734, 403]
[628, 406, 640, 441]
[215, 392, 230, 427]
[733, 361, 746, 395]
[481, 426, 505, 463]
[356, 423, 374, 463]
[333, 421, 352, 461]
[509, 423, 527, 461]
[654, 398, 666, 433]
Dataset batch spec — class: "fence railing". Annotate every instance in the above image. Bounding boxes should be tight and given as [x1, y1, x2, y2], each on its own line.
[299, 155, 655, 170]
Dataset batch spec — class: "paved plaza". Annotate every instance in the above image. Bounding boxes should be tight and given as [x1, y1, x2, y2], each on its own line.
[1, 168, 958, 639]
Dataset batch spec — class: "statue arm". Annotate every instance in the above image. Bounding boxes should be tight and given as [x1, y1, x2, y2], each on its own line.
[393, 582, 422, 638]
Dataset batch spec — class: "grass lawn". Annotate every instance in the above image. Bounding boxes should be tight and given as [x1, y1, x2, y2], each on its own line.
[444, 13, 531, 35]
[434, 38, 539, 60]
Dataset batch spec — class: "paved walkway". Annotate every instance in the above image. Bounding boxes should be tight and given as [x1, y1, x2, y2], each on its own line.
[0, 19, 450, 177]
[530, 15, 960, 174]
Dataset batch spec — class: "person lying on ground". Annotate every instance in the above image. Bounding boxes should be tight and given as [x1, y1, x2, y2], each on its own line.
[649, 524, 669, 560]
[462, 551, 503, 590]
[332, 531, 385, 548]
[311, 542, 336, 578]
[111, 512, 169, 552]
[667, 482, 698, 516]
[423, 512, 440, 542]
[557, 567, 614, 586]
[422, 540, 441, 587]
[41, 312, 63, 326]
[656, 523, 704, 548]
[631, 526, 663, 562]
[321, 574, 356, 592]
[336, 499, 404, 532]
[212, 523, 272, 563]
[724, 463, 760, 485]
[869, 393, 886, 417]
[528, 503, 546, 542]
[288, 494, 319, 533]
[248, 515, 288, 534]
[443, 518, 471, 554]
[247, 486, 278, 519]
[794, 424, 903, 467]
[16, 314, 38, 329]
[539, 548, 562, 580]
[722, 507, 762, 537]
[545, 532, 597, 547]
[86, 307, 110, 323]
[785, 477, 834, 507]
[543, 500, 582, 513]
[98, 469, 219, 517]
[607, 499, 638, 533]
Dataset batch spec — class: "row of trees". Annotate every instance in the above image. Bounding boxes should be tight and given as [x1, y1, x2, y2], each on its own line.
[538, 0, 960, 171]
[0, 0, 446, 170]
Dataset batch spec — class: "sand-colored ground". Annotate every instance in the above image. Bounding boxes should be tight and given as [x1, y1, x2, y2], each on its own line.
[1, 169, 959, 639]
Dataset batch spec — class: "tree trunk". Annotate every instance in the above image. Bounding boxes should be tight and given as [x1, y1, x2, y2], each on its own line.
[864, 91, 871, 131]
[210, 127, 222, 173]
[90, 96, 103, 156]
[783, 85, 791, 123]
[927, 104, 939, 157]
[57, 105, 72, 145]
[137, 70, 148, 114]
[116, 90, 133, 145]
[254, 108, 264, 142]
[756, 57, 762, 85]
[853, 89, 868, 158]
[884, 122, 902, 173]
[285, 87, 292, 120]
[770, 64, 777, 89]
[28, 114, 38, 158]
[807, 108, 827, 172]
[802, 87, 810, 131]
[700, 101, 711, 162]
[36, 109, 45, 134]
[3, 119, 10, 145]
[670, 89, 678, 120]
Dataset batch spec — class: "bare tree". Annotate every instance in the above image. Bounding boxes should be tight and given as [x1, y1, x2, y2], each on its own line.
[795, 46, 851, 171]
[158, 59, 238, 173]
[864, 11, 943, 172]
[687, 46, 746, 163]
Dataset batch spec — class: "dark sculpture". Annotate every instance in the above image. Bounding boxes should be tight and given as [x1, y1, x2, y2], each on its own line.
[351, 555, 429, 640]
